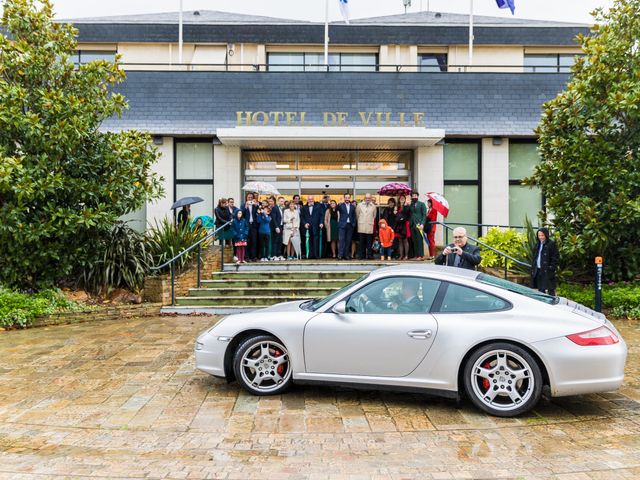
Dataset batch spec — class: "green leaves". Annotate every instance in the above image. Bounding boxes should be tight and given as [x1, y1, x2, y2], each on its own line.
[0, 0, 163, 289]
[529, 0, 640, 281]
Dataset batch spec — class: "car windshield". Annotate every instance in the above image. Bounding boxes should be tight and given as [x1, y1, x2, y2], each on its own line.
[301, 273, 370, 312]
[476, 273, 559, 305]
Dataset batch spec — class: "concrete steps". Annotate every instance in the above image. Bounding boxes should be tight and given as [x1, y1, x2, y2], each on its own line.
[169, 263, 370, 313]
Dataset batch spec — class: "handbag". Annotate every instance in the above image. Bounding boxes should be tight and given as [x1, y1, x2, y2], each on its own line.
[234, 240, 247, 247]
[372, 239, 381, 253]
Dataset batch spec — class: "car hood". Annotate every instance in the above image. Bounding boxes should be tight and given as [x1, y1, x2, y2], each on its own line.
[260, 299, 308, 312]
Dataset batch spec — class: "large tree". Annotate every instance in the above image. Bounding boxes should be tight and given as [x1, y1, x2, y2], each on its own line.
[0, 0, 163, 288]
[528, 0, 640, 280]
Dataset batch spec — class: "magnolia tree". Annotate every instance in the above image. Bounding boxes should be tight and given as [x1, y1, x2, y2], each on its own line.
[528, 0, 640, 280]
[0, 0, 163, 288]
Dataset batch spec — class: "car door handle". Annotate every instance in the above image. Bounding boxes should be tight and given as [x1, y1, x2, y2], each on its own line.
[407, 330, 432, 339]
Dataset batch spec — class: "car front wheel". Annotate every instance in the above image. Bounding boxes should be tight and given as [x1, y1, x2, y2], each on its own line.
[463, 342, 543, 417]
[233, 335, 292, 395]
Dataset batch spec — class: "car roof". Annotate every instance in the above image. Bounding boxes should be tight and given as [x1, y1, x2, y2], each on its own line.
[368, 264, 480, 281]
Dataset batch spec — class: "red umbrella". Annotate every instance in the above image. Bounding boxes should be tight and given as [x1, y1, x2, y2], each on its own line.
[424, 192, 450, 217]
[378, 183, 413, 196]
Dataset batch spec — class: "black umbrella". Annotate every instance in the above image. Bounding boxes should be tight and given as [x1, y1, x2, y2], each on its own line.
[171, 196, 204, 210]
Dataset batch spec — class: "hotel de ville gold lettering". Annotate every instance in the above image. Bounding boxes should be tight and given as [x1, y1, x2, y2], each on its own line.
[236, 111, 425, 127]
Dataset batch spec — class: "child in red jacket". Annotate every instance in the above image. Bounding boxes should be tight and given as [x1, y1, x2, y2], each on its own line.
[378, 219, 395, 261]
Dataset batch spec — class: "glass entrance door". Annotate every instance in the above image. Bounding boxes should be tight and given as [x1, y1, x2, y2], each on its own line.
[243, 150, 411, 202]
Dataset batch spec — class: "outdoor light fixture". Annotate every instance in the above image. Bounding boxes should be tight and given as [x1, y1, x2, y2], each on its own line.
[228, 43, 235, 56]
[152, 136, 163, 145]
[492, 137, 503, 145]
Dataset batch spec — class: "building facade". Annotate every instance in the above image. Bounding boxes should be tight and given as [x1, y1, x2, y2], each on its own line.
[66, 10, 589, 234]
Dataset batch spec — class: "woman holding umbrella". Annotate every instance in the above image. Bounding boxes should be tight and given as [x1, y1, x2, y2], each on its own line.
[426, 200, 438, 259]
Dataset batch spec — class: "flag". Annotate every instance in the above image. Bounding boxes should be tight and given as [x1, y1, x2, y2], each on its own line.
[495, 0, 515, 15]
[338, 0, 350, 24]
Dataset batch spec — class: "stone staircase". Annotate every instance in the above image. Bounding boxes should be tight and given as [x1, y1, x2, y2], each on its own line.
[163, 261, 393, 314]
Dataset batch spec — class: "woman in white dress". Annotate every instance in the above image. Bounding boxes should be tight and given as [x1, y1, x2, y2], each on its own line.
[283, 202, 300, 260]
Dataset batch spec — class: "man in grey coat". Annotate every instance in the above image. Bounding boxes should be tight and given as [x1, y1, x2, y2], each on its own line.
[435, 227, 481, 270]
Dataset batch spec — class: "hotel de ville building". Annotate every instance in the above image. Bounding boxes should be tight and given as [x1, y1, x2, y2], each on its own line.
[64, 9, 589, 235]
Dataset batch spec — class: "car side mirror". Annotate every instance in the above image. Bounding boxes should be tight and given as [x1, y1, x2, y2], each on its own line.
[332, 300, 347, 315]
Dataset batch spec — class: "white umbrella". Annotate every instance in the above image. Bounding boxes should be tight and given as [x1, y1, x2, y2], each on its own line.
[291, 231, 302, 259]
[242, 181, 280, 195]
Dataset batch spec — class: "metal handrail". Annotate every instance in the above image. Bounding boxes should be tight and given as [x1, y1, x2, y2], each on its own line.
[149, 219, 233, 305]
[433, 221, 531, 279]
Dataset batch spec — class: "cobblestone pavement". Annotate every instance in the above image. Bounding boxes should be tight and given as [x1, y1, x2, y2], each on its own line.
[0, 316, 638, 479]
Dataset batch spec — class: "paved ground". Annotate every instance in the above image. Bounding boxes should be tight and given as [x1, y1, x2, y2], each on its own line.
[0, 316, 638, 479]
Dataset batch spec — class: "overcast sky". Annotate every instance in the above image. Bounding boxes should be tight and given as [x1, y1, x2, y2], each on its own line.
[44, 0, 612, 24]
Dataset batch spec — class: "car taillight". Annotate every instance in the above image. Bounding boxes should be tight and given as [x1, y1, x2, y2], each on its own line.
[566, 326, 619, 346]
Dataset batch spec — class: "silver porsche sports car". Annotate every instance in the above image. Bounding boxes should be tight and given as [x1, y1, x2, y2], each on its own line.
[195, 265, 627, 417]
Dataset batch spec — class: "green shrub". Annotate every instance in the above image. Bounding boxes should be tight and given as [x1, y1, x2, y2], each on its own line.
[557, 281, 640, 316]
[478, 227, 526, 269]
[146, 218, 209, 274]
[83, 222, 152, 295]
[0, 287, 87, 328]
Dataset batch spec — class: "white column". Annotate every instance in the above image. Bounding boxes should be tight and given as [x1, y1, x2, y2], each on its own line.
[213, 145, 242, 202]
[146, 137, 175, 227]
[481, 137, 510, 234]
[415, 145, 445, 244]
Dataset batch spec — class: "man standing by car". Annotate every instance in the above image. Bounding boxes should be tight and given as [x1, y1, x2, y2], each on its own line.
[435, 227, 481, 270]
[531, 227, 559, 296]
[409, 191, 427, 260]
[337, 193, 356, 260]
[356, 193, 376, 259]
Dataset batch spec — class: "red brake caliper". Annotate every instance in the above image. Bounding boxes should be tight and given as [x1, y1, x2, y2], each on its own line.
[482, 361, 491, 391]
[273, 349, 285, 375]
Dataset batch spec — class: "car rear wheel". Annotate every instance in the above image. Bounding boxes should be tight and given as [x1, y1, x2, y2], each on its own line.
[463, 342, 543, 417]
[233, 335, 292, 395]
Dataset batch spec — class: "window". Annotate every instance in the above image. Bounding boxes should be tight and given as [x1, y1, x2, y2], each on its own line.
[444, 142, 480, 238]
[437, 282, 509, 313]
[419, 54, 448, 72]
[175, 140, 214, 220]
[345, 276, 440, 314]
[477, 273, 557, 305]
[524, 54, 582, 73]
[509, 142, 542, 227]
[73, 50, 117, 64]
[267, 52, 377, 72]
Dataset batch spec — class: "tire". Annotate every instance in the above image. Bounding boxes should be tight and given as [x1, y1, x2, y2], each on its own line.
[233, 334, 293, 395]
[463, 342, 543, 417]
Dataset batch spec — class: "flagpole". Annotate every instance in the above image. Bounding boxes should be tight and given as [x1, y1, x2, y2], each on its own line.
[468, 0, 474, 69]
[178, 0, 183, 65]
[324, 0, 329, 67]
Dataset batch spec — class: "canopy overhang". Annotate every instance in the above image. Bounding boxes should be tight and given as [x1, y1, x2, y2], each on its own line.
[215, 126, 445, 149]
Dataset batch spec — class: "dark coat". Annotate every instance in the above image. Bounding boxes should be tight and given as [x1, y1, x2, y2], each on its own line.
[381, 206, 398, 230]
[435, 242, 482, 270]
[241, 202, 259, 225]
[270, 205, 283, 230]
[232, 218, 248, 241]
[531, 228, 560, 291]
[301, 203, 325, 231]
[337, 202, 356, 227]
[214, 206, 232, 229]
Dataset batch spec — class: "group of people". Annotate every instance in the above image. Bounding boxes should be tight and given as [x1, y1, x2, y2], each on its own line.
[206, 191, 441, 263]
[178, 192, 559, 297]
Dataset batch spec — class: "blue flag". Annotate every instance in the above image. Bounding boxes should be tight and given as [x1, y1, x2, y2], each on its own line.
[495, 0, 515, 15]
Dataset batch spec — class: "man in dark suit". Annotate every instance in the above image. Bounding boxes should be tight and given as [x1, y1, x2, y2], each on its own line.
[337, 193, 356, 260]
[268, 197, 284, 259]
[435, 227, 481, 270]
[241, 192, 259, 261]
[300, 196, 324, 259]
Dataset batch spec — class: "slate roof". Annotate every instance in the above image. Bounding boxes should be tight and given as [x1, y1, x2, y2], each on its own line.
[60, 10, 310, 25]
[100, 71, 568, 137]
[348, 10, 589, 27]
[63, 9, 590, 46]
